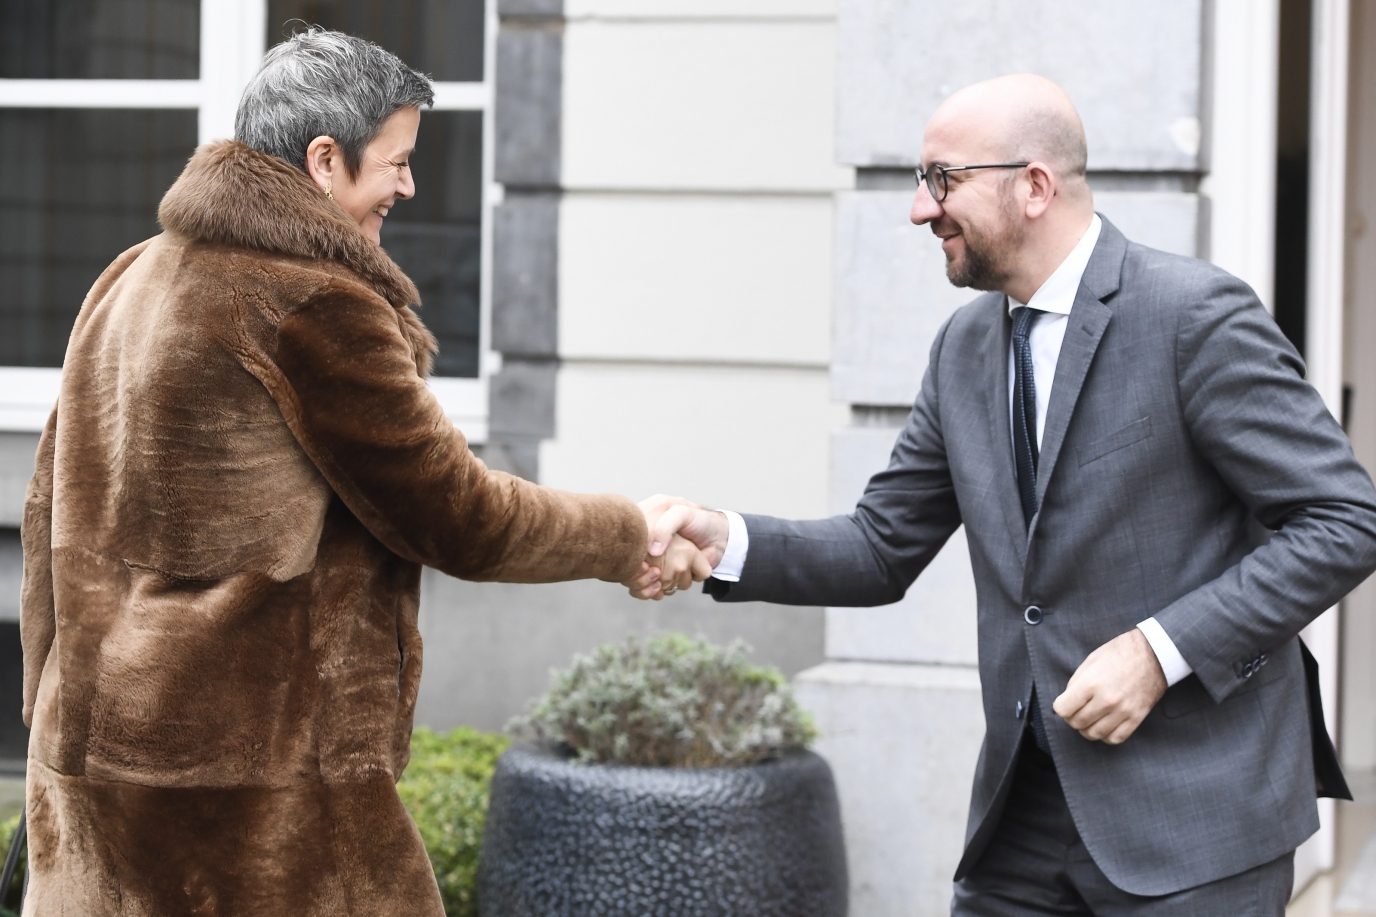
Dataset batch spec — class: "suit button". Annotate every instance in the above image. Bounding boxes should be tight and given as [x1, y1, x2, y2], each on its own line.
[1015, 701, 1025, 719]
[1259, 653, 1269, 666]
[1024, 605, 1043, 625]
[1242, 661, 1255, 678]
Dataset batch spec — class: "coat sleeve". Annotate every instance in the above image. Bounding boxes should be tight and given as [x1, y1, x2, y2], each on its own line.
[1154, 273, 1376, 703]
[709, 317, 963, 606]
[265, 288, 647, 585]
[20, 407, 58, 728]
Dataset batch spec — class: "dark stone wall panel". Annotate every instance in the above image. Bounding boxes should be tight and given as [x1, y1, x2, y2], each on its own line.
[495, 26, 562, 187]
[492, 192, 559, 357]
[490, 359, 557, 440]
[498, 0, 563, 16]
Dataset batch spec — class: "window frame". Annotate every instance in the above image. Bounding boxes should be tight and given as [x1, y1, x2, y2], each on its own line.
[0, 0, 495, 443]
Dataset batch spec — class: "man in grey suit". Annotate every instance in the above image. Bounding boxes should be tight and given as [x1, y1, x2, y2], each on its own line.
[633, 74, 1376, 914]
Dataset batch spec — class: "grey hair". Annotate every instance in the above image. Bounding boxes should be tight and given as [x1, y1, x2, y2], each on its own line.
[235, 26, 434, 177]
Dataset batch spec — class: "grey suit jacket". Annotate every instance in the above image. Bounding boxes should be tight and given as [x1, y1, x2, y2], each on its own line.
[707, 218, 1376, 895]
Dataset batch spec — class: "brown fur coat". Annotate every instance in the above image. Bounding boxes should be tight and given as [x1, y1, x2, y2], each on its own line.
[18, 140, 646, 916]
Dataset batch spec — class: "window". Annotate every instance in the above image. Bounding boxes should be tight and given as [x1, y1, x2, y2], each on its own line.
[0, 0, 494, 439]
[0, 0, 200, 80]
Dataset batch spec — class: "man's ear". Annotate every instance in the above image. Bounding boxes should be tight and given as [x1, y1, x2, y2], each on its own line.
[1023, 161, 1057, 219]
[304, 135, 339, 193]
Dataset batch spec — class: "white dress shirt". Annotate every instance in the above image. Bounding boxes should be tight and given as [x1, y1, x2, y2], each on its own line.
[712, 214, 1192, 687]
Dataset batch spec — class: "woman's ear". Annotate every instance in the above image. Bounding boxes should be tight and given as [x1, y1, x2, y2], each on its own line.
[304, 136, 340, 195]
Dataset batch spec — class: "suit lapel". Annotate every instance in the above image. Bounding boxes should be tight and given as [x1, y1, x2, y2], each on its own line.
[1029, 219, 1128, 532]
[983, 299, 1028, 565]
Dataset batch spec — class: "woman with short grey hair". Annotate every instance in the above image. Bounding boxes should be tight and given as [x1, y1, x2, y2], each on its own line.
[19, 27, 706, 916]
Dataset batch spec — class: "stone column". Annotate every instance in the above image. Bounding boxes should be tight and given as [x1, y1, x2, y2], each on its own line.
[794, 3, 1207, 914]
[489, 0, 565, 482]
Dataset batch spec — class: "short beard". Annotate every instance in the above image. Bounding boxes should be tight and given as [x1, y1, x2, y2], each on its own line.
[944, 196, 1023, 291]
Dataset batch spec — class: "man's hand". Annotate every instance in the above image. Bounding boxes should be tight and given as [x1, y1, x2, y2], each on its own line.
[649, 503, 729, 569]
[1052, 628, 1167, 745]
[624, 497, 730, 600]
[625, 496, 715, 600]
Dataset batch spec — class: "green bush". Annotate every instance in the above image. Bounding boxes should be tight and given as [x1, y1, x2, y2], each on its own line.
[511, 633, 818, 768]
[398, 726, 510, 917]
[0, 812, 23, 917]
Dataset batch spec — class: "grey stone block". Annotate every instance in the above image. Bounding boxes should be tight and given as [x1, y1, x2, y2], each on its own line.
[487, 357, 557, 480]
[832, 190, 971, 407]
[794, 661, 984, 917]
[828, 426, 978, 665]
[490, 359, 558, 439]
[499, 0, 563, 16]
[836, 0, 1203, 172]
[472, 438, 542, 483]
[1095, 190, 1200, 259]
[492, 192, 559, 357]
[496, 25, 563, 187]
[832, 190, 1201, 407]
[414, 572, 824, 733]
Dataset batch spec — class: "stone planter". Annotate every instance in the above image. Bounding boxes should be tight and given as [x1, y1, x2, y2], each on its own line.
[477, 743, 848, 917]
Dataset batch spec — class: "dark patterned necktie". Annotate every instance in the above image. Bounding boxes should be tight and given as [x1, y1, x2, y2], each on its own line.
[1012, 305, 1052, 753]
[1012, 306, 1043, 528]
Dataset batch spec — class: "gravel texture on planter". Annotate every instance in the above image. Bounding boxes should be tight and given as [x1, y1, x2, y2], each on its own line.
[478, 743, 848, 917]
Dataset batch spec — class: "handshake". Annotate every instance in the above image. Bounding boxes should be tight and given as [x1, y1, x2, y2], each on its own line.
[624, 495, 731, 600]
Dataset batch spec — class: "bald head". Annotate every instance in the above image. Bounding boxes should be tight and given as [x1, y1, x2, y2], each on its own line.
[912, 74, 1097, 302]
[930, 74, 1088, 190]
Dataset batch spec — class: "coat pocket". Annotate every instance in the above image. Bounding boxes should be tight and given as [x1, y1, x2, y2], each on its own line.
[1077, 415, 1153, 467]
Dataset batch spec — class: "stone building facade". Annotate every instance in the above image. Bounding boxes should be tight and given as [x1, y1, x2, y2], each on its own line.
[4, 0, 1376, 912]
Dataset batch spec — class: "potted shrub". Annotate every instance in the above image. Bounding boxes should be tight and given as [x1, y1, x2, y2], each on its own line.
[478, 634, 847, 917]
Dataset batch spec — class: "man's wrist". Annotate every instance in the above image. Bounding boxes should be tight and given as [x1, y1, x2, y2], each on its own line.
[1136, 617, 1193, 687]
[711, 510, 749, 582]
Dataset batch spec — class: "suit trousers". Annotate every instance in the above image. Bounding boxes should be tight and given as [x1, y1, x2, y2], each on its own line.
[952, 736, 1295, 916]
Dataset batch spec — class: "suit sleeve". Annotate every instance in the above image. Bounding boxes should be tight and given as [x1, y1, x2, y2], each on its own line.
[1155, 275, 1376, 702]
[709, 318, 963, 606]
[20, 406, 57, 728]
[268, 288, 647, 585]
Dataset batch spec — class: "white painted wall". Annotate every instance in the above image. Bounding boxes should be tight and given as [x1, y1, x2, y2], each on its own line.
[541, 363, 845, 519]
[562, 20, 852, 192]
[544, 6, 852, 521]
[1341, 0, 1376, 773]
[558, 194, 833, 365]
[1201, 0, 1279, 306]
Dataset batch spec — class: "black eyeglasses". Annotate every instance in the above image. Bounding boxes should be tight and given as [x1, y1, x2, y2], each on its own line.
[915, 162, 1030, 203]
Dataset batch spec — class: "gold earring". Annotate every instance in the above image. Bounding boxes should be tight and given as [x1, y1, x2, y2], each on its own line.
[325, 182, 334, 201]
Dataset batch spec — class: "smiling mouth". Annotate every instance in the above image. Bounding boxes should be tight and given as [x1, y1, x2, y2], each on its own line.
[372, 205, 390, 218]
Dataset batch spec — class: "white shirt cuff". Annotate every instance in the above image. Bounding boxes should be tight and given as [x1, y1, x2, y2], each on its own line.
[1136, 617, 1193, 687]
[709, 510, 748, 582]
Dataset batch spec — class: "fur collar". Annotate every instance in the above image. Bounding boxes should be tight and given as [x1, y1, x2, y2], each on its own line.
[159, 141, 436, 375]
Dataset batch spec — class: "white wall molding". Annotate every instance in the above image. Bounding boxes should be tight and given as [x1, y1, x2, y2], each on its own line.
[1307, 0, 1350, 418]
[1294, 0, 1351, 892]
[0, 368, 61, 433]
[431, 82, 491, 111]
[0, 80, 201, 108]
[1200, 0, 1279, 307]
[199, 0, 268, 143]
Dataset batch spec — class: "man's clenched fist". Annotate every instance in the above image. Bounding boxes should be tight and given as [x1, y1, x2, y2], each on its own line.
[1052, 628, 1168, 745]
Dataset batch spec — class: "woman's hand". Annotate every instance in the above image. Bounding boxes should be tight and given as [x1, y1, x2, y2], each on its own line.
[626, 495, 709, 600]
[625, 534, 712, 600]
